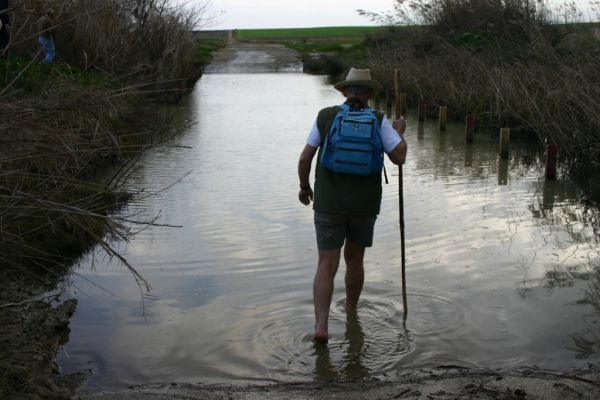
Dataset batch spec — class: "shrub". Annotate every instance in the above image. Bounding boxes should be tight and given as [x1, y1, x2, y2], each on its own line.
[361, 0, 600, 166]
[361, 0, 551, 44]
[4, 0, 212, 100]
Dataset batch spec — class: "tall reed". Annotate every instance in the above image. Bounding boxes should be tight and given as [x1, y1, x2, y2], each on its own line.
[363, 0, 600, 166]
[0, 0, 211, 286]
[3, 0, 211, 100]
[2, 67, 147, 288]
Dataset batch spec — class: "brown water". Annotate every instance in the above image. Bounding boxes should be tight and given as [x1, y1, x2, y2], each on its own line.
[60, 72, 600, 390]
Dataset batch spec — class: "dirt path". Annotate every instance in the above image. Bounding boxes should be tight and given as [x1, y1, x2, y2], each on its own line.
[204, 43, 302, 73]
[78, 368, 600, 399]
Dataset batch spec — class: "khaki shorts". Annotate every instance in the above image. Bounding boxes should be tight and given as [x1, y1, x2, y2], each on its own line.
[314, 211, 377, 250]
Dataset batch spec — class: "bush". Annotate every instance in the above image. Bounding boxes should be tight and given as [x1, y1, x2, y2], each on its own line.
[361, 0, 600, 166]
[0, 0, 214, 285]
[361, 0, 551, 44]
[4, 0, 212, 100]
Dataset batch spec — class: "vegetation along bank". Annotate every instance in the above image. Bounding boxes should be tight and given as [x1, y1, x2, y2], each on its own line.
[0, 0, 223, 398]
[2, 0, 600, 398]
[253, 1, 600, 203]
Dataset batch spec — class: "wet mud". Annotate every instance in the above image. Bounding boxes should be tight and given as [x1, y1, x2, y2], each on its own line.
[0, 279, 82, 400]
[78, 367, 600, 399]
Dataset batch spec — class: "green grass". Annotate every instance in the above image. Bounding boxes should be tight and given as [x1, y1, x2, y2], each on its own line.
[235, 26, 383, 40]
[193, 39, 227, 64]
[1, 57, 113, 94]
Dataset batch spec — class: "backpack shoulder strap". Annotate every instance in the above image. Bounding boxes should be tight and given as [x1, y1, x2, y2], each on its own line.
[316, 106, 344, 143]
[373, 110, 385, 126]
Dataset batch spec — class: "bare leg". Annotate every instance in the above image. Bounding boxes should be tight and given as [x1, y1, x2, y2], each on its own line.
[313, 249, 341, 341]
[344, 240, 365, 312]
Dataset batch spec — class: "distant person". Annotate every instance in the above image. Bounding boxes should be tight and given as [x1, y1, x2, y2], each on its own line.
[297, 68, 407, 341]
[37, 8, 55, 64]
[0, 0, 10, 54]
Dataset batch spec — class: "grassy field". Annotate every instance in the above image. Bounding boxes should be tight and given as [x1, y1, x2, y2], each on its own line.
[235, 26, 383, 41]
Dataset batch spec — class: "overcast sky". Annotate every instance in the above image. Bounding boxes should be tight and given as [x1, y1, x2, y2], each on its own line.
[201, 0, 396, 29]
[200, 0, 597, 30]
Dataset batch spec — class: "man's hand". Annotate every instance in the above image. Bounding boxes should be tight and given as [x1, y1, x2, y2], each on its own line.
[298, 187, 313, 206]
[298, 144, 317, 206]
[388, 116, 408, 166]
[392, 116, 406, 135]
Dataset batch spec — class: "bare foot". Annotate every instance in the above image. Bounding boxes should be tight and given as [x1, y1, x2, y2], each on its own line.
[314, 325, 328, 342]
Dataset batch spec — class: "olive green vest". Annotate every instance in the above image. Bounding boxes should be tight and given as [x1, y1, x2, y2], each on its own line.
[313, 104, 385, 216]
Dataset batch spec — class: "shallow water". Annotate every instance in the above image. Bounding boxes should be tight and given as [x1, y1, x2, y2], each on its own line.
[60, 72, 600, 390]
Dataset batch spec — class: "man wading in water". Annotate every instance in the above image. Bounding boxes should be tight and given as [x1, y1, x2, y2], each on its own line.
[298, 68, 407, 341]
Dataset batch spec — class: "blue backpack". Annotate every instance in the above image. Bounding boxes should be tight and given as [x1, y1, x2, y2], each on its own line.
[320, 104, 384, 176]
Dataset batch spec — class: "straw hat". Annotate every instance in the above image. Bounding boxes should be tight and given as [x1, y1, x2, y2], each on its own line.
[334, 67, 382, 93]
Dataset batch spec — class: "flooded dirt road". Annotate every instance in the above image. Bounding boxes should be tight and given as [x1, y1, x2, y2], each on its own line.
[60, 44, 600, 397]
[204, 43, 302, 73]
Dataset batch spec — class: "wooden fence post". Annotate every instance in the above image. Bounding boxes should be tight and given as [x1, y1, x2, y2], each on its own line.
[439, 106, 447, 131]
[545, 144, 558, 180]
[465, 115, 476, 143]
[499, 128, 510, 158]
[418, 97, 425, 122]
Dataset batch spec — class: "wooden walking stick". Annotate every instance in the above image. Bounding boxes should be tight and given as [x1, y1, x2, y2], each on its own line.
[399, 165, 408, 321]
[394, 69, 408, 321]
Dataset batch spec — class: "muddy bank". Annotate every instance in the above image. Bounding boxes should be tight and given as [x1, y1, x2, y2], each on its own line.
[0, 71, 192, 400]
[77, 367, 600, 399]
[1, 2, 222, 399]
[0, 280, 80, 400]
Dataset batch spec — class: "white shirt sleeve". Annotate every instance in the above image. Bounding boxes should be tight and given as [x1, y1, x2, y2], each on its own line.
[306, 119, 320, 148]
[380, 117, 402, 153]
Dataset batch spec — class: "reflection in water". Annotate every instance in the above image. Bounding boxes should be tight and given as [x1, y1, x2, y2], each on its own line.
[542, 180, 558, 210]
[417, 122, 425, 141]
[464, 143, 473, 167]
[543, 261, 600, 360]
[61, 73, 600, 390]
[497, 158, 508, 185]
[527, 179, 600, 360]
[530, 179, 600, 245]
[314, 343, 337, 381]
[342, 313, 370, 380]
[314, 311, 413, 382]
[313, 313, 372, 381]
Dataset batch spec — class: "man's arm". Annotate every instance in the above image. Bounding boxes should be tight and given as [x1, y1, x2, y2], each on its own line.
[387, 141, 407, 165]
[298, 144, 318, 206]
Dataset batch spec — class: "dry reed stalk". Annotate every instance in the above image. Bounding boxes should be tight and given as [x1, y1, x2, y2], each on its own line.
[1, 54, 193, 291]
[367, 24, 600, 165]
[4, 0, 211, 101]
